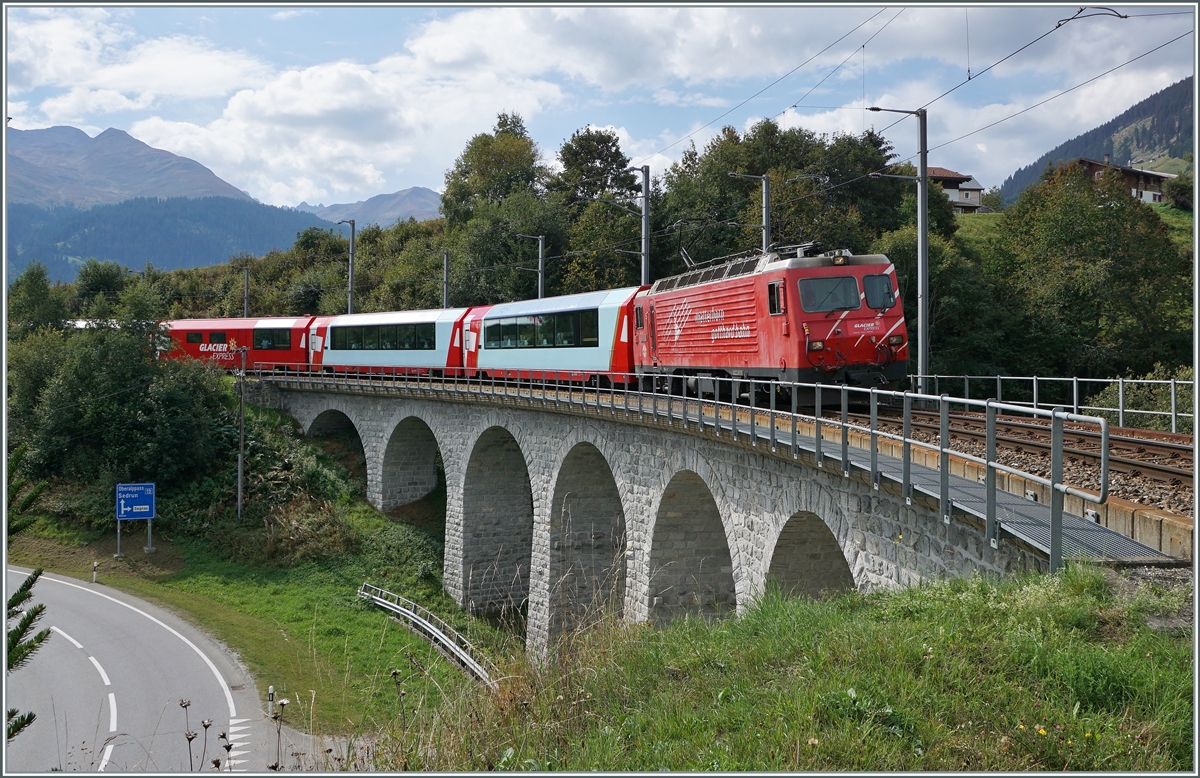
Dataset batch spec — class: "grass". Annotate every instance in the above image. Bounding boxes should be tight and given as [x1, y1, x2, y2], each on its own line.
[953, 211, 1004, 259]
[1149, 202, 1193, 251]
[371, 565, 1192, 772]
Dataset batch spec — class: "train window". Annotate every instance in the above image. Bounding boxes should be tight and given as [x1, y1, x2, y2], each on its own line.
[415, 323, 436, 350]
[798, 277, 861, 313]
[484, 321, 501, 349]
[534, 316, 553, 347]
[554, 312, 577, 347]
[379, 325, 397, 350]
[581, 309, 599, 347]
[253, 328, 291, 350]
[331, 327, 346, 350]
[517, 316, 536, 348]
[863, 275, 895, 310]
[362, 326, 378, 350]
[635, 306, 644, 329]
[767, 281, 785, 315]
[185, 332, 202, 343]
[209, 332, 227, 344]
[502, 319, 518, 348]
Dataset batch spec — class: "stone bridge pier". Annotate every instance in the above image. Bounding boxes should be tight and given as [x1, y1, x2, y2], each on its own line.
[275, 389, 1044, 651]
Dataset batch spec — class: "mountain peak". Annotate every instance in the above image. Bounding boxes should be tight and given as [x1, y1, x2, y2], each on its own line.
[304, 187, 442, 225]
[6, 124, 252, 209]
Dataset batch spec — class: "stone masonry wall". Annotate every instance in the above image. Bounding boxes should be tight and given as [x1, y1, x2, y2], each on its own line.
[277, 389, 1048, 651]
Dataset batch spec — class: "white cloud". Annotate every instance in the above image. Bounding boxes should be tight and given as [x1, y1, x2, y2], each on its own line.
[40, 88, 154, 123]
[271, 10, 315, 22]
[131, 57, 564, 205]
[8, 6, 1192, 205]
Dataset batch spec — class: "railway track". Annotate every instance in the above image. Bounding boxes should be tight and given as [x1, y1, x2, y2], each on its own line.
[851, 408, 1194, 487]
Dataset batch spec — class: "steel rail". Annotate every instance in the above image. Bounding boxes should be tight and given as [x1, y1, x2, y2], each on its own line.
[856, 410, 1193, 485]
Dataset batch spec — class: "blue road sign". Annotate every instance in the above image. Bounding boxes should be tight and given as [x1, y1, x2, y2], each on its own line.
[115, 483, 155, 520]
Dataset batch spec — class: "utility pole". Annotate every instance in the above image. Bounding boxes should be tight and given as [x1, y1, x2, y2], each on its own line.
[442, 251, 450, 308]
[728, 172, 771, 253]
[516, 234, 545, 298]
[337, 219, 356, 314]
[243, 265, 249, 317]
[868, 105, 930, 395]
[237, 347, 247, 521]
[639, 164, 650, 286]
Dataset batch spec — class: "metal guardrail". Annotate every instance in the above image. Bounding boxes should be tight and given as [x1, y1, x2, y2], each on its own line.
[256, 365, 1134, 571]
[358, 582, 498, 689]
[910, 373, 1194, 432]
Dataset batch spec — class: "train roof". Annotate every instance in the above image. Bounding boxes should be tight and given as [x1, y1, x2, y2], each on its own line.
[321, 308, 468, 327]
[484, 287, 640, 319]
[646, 245, 892, 296]
[168, 317, 312, 329]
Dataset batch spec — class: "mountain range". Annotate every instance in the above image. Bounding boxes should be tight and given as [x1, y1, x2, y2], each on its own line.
[295, 187, 442, 226]
[6, 126, 443, 284]
[999, 76, 1193, 204]
[7, 126, 253, 208]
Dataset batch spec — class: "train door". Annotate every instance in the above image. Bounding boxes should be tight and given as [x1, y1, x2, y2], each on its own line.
[647, 304, 658, 364]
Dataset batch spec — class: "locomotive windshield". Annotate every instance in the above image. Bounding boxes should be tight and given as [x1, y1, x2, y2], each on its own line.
[863, 274, 895, 310]
[798, 276, 861, 313]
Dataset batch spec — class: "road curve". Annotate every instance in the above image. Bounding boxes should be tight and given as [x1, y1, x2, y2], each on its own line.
[4, 567, 274, 772]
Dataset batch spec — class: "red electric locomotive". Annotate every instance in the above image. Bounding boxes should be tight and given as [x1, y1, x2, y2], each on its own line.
[631, 244, 907, 391]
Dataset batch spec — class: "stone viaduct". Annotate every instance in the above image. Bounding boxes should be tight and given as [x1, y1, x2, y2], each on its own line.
[266, 385, 1046, 651]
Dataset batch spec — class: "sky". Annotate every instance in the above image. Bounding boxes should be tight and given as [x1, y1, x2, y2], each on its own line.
[5, 4, 1196, 208]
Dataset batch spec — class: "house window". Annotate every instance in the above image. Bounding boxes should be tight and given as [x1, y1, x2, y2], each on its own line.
[962, 191, 970, 200]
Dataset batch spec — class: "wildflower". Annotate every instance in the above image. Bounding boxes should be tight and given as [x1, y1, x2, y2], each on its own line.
[1085, 733, 1092, 738]
[1018, 724, 1025, 730]
[211, 759, 221, 769]
[278, 698, 289, 707]
[1038, 728, 1047, 736]
[1067, 740, 1073, 745]
[202, 719, 213, 730]
[180, 699, 191, 709]
[808, 738, 819, 746]
[185, 731, 197, 742]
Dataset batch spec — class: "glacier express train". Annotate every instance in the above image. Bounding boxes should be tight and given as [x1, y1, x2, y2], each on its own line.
[166, 245, 907, 390]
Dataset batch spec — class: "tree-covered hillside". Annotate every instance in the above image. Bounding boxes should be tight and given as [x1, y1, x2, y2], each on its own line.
[999, 77, 1192, 204]
[7, 197, 336, 283]
[10, 112, 1191, 381]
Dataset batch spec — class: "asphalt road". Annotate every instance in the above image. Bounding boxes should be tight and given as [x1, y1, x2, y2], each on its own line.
[4, 567, 281, 773]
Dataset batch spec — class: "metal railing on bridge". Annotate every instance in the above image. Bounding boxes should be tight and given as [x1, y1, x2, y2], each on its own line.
[255, 366, 1169, 571]
[910, 373, 1194, 433]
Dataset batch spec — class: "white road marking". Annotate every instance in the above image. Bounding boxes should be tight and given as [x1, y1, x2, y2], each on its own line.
[228, 725, 250, 733]
[12, 569, 238, 718]
[89, 655, 112, 685]
[108, 692, 117, 732]
[229, 718, 248, 724]
[50, 625, 84, 649]
[99, 743, 114, 771]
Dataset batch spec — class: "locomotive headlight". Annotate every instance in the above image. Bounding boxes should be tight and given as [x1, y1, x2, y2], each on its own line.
[887, 335, 904, 345]
[808, 340, 825, 351]
[832, 255, 848, 265]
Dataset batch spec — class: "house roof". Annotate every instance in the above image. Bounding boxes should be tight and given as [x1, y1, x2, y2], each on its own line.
[927, 166, 971, 182]
[1076, 158, 1176, 180]
[959, 177, 984, 191]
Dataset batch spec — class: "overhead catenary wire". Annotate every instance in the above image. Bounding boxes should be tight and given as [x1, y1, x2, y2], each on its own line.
[629, 6, 891, 164]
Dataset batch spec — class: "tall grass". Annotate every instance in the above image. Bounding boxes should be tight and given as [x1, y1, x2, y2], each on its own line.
[370, 565, 1191, 771]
